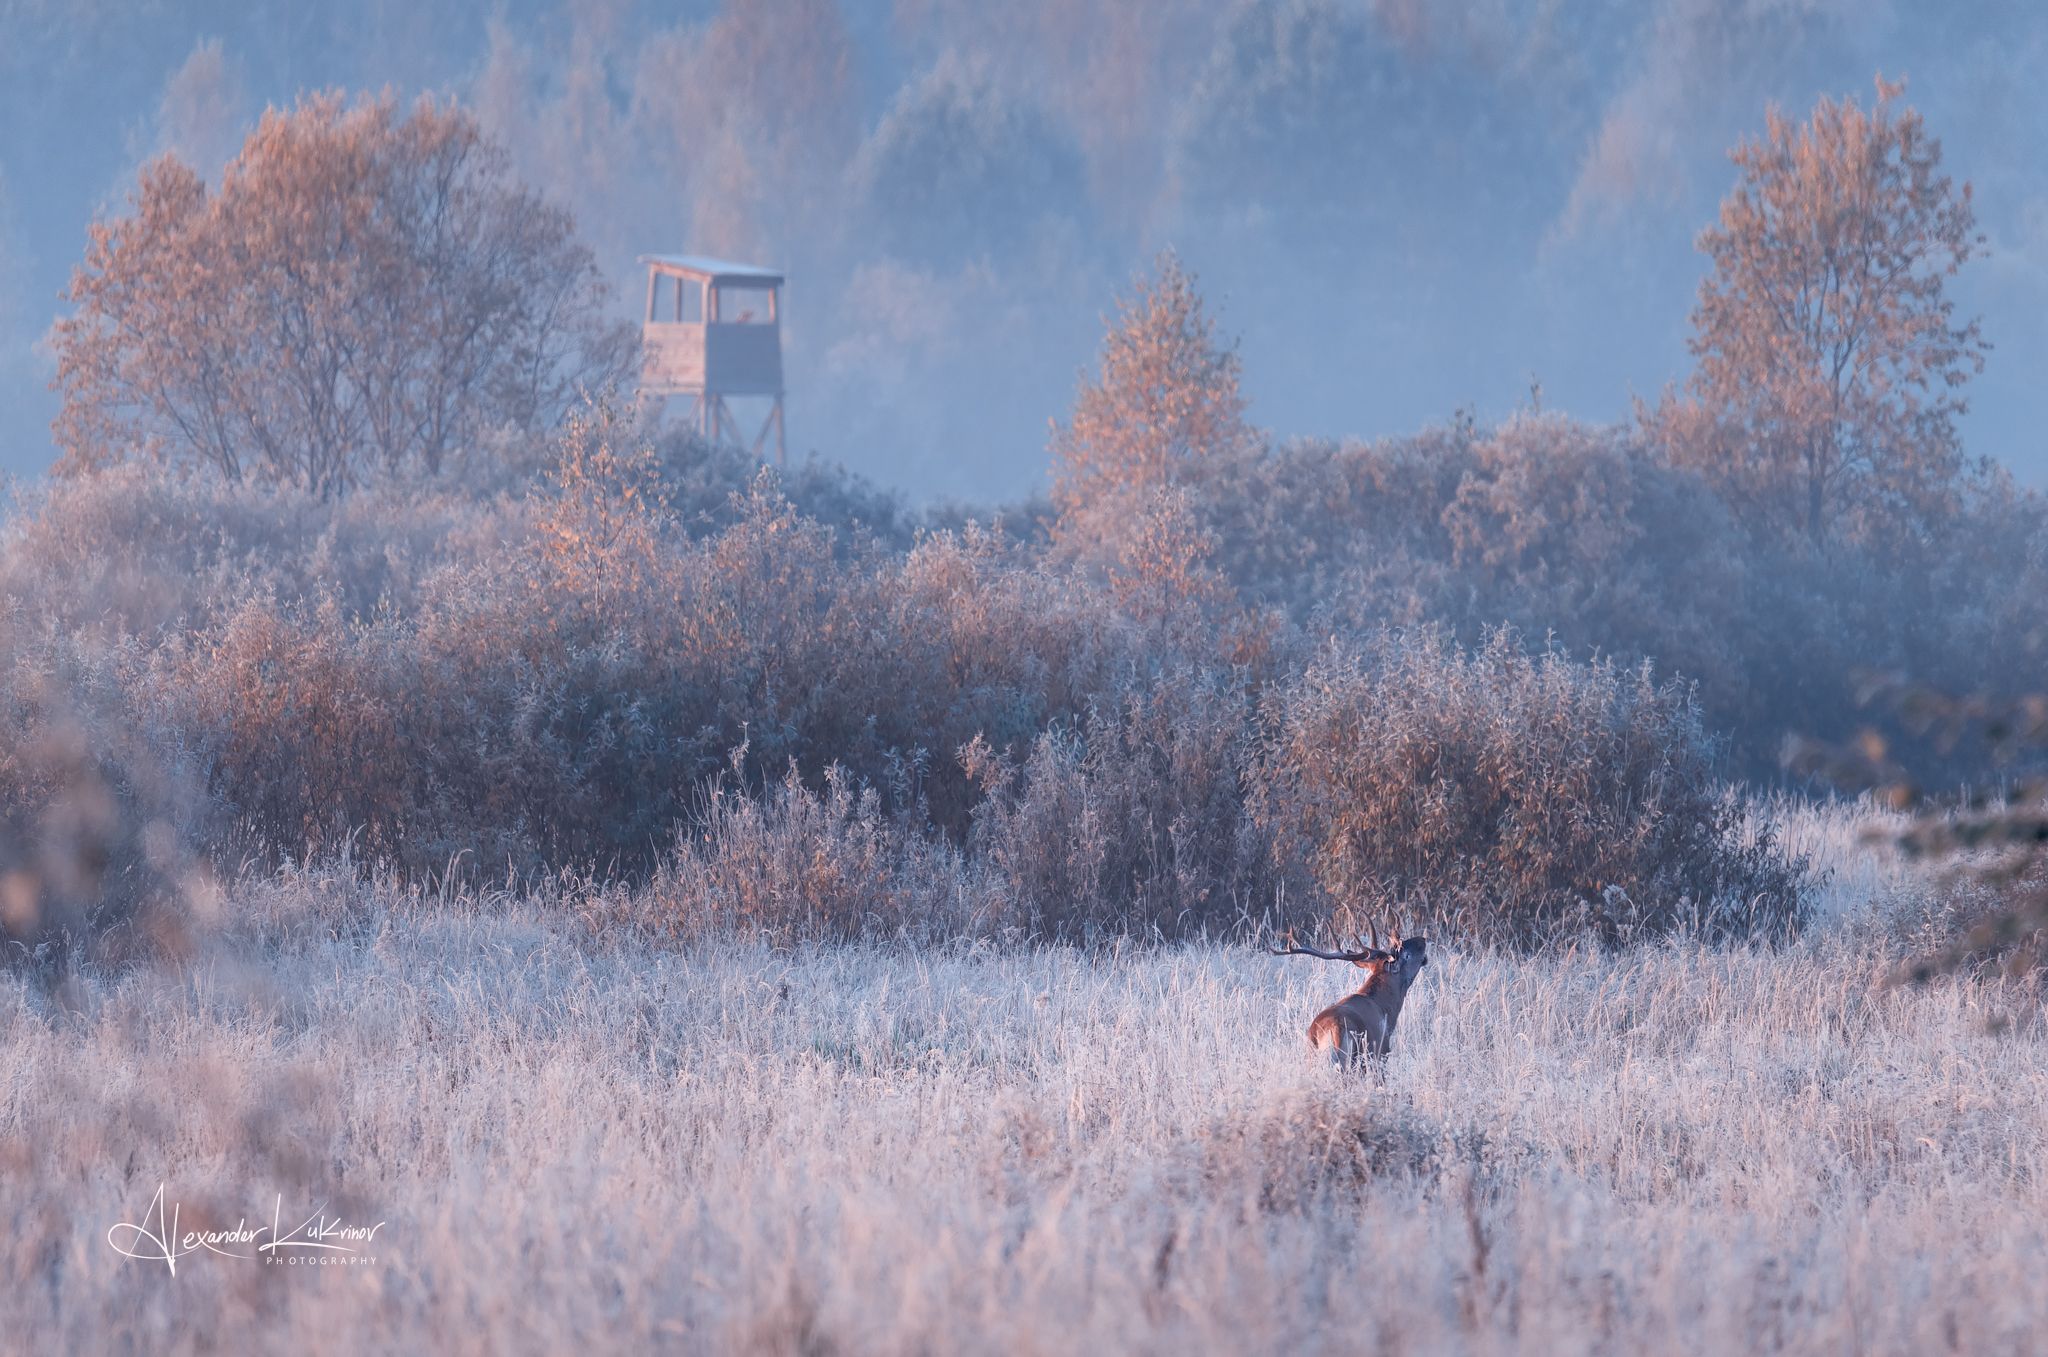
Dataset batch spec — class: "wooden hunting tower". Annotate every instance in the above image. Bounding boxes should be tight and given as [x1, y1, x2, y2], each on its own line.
[638, 254, 786, 462]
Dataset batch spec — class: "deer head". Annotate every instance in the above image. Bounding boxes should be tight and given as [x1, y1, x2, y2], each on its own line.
[1385, 934, 1429, 989]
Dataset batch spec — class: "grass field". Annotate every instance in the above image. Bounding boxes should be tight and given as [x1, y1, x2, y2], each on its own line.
[4, 801, 2045, 1355]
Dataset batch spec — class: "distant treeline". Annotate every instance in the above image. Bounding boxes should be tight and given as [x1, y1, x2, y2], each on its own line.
[5, 85, 2039, 957]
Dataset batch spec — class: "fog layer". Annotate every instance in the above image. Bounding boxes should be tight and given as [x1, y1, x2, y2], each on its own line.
[2, 0, 2043, 498]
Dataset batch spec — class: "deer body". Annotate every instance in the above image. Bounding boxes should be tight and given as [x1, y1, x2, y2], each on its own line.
[1274, 934, 1429, 1069]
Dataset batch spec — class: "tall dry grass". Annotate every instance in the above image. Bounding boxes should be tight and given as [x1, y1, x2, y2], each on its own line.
[3, 799, 2042, 1355]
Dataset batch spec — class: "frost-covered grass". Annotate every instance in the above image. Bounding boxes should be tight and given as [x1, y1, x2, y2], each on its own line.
[4, 799, 2044, 1354]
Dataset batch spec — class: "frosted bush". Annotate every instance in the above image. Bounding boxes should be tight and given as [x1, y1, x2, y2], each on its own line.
[1250, 629, 1807, 946]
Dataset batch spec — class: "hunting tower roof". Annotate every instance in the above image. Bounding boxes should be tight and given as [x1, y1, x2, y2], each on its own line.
[637, 254, 785, 286]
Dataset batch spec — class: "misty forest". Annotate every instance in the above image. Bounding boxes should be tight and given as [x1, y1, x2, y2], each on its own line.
[3, 4, 2047, 1354]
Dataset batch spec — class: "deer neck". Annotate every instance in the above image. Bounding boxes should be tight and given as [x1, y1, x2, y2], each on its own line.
[1356, 963, 1410, 1015]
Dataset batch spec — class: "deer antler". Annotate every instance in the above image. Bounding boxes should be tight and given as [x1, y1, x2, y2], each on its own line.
[1268, 929, 1392, 963]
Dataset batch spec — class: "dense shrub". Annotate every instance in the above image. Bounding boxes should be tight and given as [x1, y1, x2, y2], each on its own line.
[0, 411, 1846, 951]
[1250, 630, 1806, 946]
[1189, 415, 2048, 782]
[645, 426, 924, 552]
[635, 766, 1004, 944]
[8, 429, 1145, 886]
[962, 665, 1271, 939]
[173, 517, 851, 872]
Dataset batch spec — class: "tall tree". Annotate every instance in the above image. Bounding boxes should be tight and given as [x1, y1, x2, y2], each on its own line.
[53, 93, 632, 495]
[1051, 251, 1253, 521]
[1659, 78, 1987, 547]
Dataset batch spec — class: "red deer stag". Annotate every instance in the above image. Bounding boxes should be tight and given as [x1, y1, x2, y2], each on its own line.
[1270, 927, 1429, 1067]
